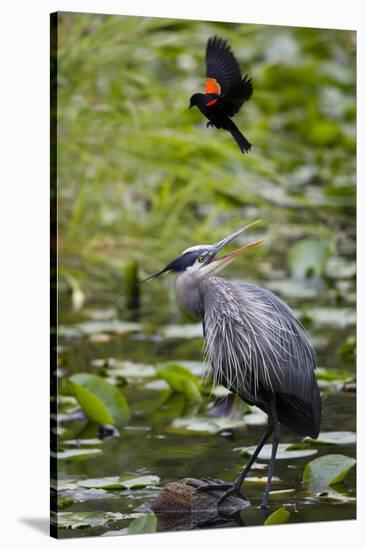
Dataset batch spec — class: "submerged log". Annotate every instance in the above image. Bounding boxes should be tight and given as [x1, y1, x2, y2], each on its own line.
[150, 478, 249, 531]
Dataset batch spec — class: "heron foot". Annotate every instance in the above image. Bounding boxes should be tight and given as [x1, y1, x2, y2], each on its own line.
[217, 483, 246, 507]
[197, 479, 247, 506]
[196, 478, 233, 492]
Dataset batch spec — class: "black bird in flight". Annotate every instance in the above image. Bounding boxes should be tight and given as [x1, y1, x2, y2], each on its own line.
[189, 36, 253, 153]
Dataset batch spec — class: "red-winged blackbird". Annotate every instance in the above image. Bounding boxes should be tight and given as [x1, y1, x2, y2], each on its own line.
[189, 36, 253, 153]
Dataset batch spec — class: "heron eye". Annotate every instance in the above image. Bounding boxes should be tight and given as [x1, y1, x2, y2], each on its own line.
[198, 256, 205, 263]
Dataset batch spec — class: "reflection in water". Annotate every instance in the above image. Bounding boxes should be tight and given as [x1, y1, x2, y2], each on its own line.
[56, 240, 356, 538]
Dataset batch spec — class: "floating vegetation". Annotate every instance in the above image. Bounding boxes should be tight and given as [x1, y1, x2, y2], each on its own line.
[240, 443, 318, 460]
[64, 373, 130, 428]
[55, 11, 356, 538]
[264, 506, 290, 525]
[78, 475, 160, 490]
[303, 454, 356, 501]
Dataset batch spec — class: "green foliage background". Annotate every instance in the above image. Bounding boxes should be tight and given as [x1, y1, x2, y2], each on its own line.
[56, 13, 356, 301]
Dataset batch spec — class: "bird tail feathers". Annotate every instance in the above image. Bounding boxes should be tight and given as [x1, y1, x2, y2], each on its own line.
[226, 119, 251, 153]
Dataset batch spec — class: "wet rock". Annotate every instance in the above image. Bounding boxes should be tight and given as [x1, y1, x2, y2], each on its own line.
[150, 478, 248, 531]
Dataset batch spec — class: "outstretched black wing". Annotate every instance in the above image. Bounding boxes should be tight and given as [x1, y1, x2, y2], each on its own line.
[219, 75, 253, 117]
[205, 36, 253, 117]
[205, 36, 241, 96]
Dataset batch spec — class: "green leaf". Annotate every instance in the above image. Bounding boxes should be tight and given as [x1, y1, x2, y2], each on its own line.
[160, 324, 203, 339]
[266, 279, 319, 299]
[301, 307, 356, 328]
[303, 454, 356, 494]
[325, 257, 356, 279]
[289, 239, 333, 279]
[127, 513, 157, 535]
[169, 416, 247, 435]
[77, 474, 160, 490]
[240, 443, 317, 460]
[156, 363, 202, 402]
[78, 476, 122, 489]
[120, 475, 160, 490]
[52, 448, 103, 461]
[66, 373, 130, 428]
[77, 320, 141, 335]
[305, 431, 356, 446]
[264, 507, 290, 525]
[54, 511, 124, 529]
[181, 379, 202, 402]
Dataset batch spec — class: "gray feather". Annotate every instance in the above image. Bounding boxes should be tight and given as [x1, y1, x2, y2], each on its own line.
[201, 278, 320, 436]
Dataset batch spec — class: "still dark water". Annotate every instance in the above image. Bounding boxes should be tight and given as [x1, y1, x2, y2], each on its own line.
[54, 272, 356, 538]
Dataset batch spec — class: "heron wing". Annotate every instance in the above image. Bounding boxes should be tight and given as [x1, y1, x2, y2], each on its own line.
[202, 279, 321, 438]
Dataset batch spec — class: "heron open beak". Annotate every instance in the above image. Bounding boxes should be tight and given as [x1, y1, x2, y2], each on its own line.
[201, 220, 264, 275]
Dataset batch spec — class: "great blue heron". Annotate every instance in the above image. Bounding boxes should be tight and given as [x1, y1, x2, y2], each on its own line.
[147, 222, 321, 509]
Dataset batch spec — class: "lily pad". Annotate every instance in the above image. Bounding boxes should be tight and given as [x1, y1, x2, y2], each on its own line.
[160, 324, 203, 339]
[325, 257, 356, 279]
[156, 363, 202, 402]
[64, 438, 102, 447]
[127, 513, 157, 534]
[245, 407, 268, 426]
[301, 307, 356, 328]
[303, 454, 356, 494]
[77, 320, 141, 335]
[57, 495, 74, 509]
[266, 279, 319, 299]
[315, 367, 354, 390]
[169, 416, 247, 435]
[240, 443, 317, 460]
[209, 385, 232, 398]
[78, 476, 122, 489]
[178, 360, 207, 376]
[65, 373, 130, 428]
[84, 308, 117, 321]
[120, 475, 160, 490]
[289, 239, 332, 279]
[264, 506, 290, 525]
[52, 448, 103, 461]
[54, 511, 125, 529]
[316, 367, 352, 383]
[102, 513, 157, 536]
[305, 431, 356, 446]
[60, 487, 117, 503]
[78, 474, 160, 490]
[107, 360, 155, 379]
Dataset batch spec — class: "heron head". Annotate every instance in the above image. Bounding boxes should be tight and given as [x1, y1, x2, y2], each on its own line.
[145, 221, 263, 282]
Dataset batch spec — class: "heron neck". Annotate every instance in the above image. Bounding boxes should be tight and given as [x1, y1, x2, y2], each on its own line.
[174, 271, 204, 320]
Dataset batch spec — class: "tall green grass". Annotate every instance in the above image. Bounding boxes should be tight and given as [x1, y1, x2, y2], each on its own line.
[57, 13, 356, 298]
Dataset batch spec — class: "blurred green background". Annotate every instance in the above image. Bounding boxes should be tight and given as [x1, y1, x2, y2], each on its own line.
[54, 13, 356, 537]
[57, 13, 356, 303]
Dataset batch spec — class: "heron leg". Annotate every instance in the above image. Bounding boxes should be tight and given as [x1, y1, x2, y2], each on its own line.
[261, 398, 280, 510]
[231, 423, 273, 493]
[215, 423, 273, 505]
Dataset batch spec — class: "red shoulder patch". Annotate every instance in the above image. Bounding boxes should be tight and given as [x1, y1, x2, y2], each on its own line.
[205, 77, 221, 95]
[207, 98, 218, 106]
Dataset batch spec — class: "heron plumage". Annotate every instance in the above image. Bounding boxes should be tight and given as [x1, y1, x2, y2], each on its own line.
[154, 223, 321, 507]
[202, 278, 321, 438]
